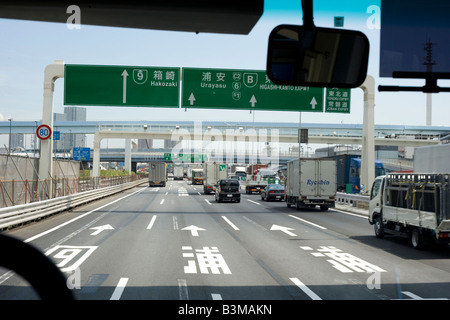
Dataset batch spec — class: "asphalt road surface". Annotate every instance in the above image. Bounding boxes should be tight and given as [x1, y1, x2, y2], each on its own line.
[1, 179, 450, 302]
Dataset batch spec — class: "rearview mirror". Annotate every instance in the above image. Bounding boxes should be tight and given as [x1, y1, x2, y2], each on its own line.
[267, 25, 370, 88]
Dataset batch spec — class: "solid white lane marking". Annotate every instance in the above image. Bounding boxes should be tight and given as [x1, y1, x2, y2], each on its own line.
[221, 216, 239, 230]
[147, 215, 157, 230]
[399, 291, 448, 300]
[25, 187, 146, 243]
[110, 278, 129, 300]
[332, 208, 367, 218]
[288, 215, 327, 230]
[290, 277, 322, 300]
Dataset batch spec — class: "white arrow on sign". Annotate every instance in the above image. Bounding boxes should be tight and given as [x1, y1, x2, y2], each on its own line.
[310, 97, 317, 109]
[182, 225, 205, 237]
[188, 93, 196, 105]
[90, 224, 114, 236]
[250, 94, 257, 107]
[121, 70, 129, 103]
[270, 224, 297, 236]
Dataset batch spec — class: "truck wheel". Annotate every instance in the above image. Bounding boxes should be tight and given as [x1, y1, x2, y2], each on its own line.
[374, 215, 384, 239]
[411, 228, 424, 250]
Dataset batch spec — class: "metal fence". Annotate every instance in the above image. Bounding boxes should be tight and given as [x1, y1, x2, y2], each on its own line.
[0, 174, 147, 208]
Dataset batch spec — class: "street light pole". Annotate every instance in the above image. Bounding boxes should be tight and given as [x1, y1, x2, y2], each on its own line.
[8, 117, 12, 153]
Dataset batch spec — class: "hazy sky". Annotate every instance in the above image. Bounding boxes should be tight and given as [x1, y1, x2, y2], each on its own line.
[1, 0, 449, 130]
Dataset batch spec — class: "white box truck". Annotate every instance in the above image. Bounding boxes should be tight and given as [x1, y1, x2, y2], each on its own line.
[173, 165, 184, 180]
[285, 158, 336, 210]
[414, 144, 450, 173]
[369, 173, 450, 249]
[203, 163, 228, 194]
[148, 162, 167, 187]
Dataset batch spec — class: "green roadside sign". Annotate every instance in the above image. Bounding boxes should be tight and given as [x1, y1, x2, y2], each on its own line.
[181, 68, 324, 112]
[164, 153, 207, 162]
[64, 64, 180, 107]
[325, 88, 351, 113]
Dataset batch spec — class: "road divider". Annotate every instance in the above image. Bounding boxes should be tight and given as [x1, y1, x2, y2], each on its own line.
[0, 179, 147, 231]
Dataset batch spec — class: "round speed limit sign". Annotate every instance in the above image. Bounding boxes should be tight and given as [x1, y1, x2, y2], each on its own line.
[36, 124, 52, 140]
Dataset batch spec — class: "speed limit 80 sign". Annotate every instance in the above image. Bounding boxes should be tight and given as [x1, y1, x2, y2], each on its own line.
[36, 124, 52, 140]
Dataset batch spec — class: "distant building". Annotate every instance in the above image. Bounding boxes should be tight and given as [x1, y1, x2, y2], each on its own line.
[10, 133, 24, 150]
[54, 106, 87, 152]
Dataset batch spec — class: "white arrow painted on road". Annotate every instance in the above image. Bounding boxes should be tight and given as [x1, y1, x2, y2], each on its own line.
[182, 225, 205, 237]
[250, 94, 257, 107]
[188, 93, 196, 105]
[310, 97, 317, 109]
[90, 224, 114, 236]
[122, 70, 129, 103]
[270, 224, 297, 236]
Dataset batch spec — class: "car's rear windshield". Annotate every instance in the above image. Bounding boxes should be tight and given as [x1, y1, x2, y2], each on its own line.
[220, 180, 239, 187]
[268, 184, 284, 190]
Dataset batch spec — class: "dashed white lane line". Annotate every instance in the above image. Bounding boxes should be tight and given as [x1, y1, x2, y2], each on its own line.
[290, 277, 322, 300]
[160, 199, 165, 205]
[247, 199, 261, 205]
[24, 187, 147, 243]
[221, 216, 239, 230]
[178, 279, 189, 300]
[110, 278, 129, 300]
[147, 215, 157, 230]
[288, 215, 327, 230]
[211, 293, 222, 300]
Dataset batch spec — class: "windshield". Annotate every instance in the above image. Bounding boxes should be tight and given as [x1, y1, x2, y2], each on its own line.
[220, 180, 239, 187]
[1, 0, 450, 305]
[268, 184, 284, 190]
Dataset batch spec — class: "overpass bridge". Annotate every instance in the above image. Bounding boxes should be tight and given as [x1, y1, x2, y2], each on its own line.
[1, 119, 448, 179]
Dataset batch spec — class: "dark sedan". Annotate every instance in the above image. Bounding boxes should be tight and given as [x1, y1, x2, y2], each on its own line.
[261, 184, 285, 201]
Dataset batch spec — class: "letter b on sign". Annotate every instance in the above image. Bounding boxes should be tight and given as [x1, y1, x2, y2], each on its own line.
[243, 73, 258, 88]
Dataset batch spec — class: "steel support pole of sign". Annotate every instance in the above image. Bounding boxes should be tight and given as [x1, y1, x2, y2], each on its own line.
[360, 75, 375, 195]
[93, 132, 101, 178]
[125, 138, 132, 173]
[39, 60, 64, 196]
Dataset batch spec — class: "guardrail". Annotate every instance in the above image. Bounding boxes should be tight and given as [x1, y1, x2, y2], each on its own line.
[336, 192, 370, 209]
[0, 178, 147, 230]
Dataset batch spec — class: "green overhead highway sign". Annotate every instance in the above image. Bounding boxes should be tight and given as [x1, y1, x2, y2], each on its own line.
[164, 153, 207, 162]
[181, 68, 324, 112]
[325, 88, 351, 113]
[64, 64, 180, 107]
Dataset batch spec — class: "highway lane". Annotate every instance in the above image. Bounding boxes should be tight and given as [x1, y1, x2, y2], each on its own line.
[1, 179, 450, 301]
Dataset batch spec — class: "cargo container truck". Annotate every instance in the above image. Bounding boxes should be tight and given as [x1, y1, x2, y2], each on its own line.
[191, 168, 204, 185]
[285, 158, 336, 210]
[148, 162, 167, 187]
[323, 154, 385, 193]
[173, 165, 184, 180]
[203, 163, 228, 194]
[414, 144, 450, 173]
